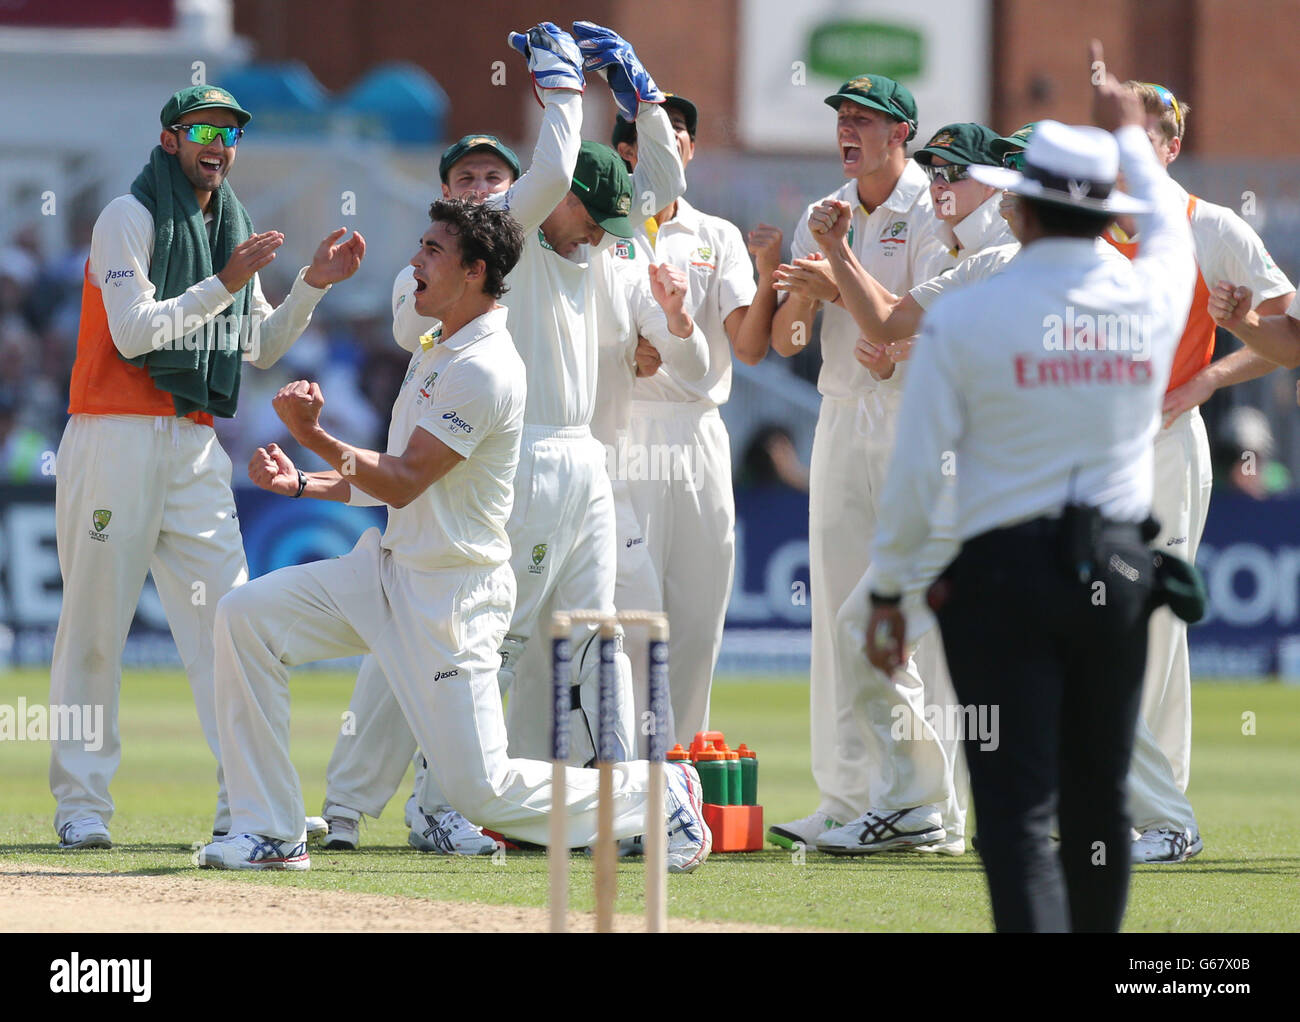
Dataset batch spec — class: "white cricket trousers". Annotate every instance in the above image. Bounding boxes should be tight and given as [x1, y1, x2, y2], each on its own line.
[834, 483, 969, 841]
[215, 528, 654, 846]
[625, 401, 734, 746]
[322, 426, 634, 816]
[511, 474, 664, 758]
[1125, 407, 1210, 832]
[807, 397, 881, 822]
[1142, 407, 1210, 787]
[49, 413, 247, 833]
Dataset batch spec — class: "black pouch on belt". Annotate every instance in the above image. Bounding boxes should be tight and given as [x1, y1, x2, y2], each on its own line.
[1058, 502, 1103, 583]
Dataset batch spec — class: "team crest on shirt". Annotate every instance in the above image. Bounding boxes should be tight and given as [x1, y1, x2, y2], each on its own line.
[690, 245, 715, 269]
[529, 543, 548, 574]
[880, 220, 908, 256]
[614, 239, 635, 259]
[90, 509, 111, 542]
[418, 370, 439, 401]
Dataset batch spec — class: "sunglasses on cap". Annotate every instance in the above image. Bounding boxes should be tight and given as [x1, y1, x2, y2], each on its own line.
[1003, 151, 1026, 171]
[1137, 82, 1183, 135]
[170, 123, 244, 147]
[922, 163, 970, 185]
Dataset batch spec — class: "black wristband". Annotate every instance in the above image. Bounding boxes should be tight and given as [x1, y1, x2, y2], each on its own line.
[293, 469, 308, 499]
[869, 591, 902, 607]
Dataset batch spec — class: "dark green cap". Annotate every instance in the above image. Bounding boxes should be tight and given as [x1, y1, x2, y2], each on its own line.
[913, 122, 1001, 166]
[824, 74, 917, 141]
[663, 94, 698, 138]
[439, 134, 522, 184]
[571, 141, 635, 238]
[160, 85, 251, 128]
[611, 93, 698, 149]
[990, 122, 1038, 160]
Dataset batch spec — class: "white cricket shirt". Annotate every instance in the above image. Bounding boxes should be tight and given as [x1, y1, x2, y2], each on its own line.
[376, 307, 526, 572]
[789, 161, 955, 399]
[91, 194, 328, 368]
[909, 238, 1132, 310]
[871, 125, 1197, 597]
[390, 95, 686, 430]
[629, 198, 757, 407]
[940, 190, 1016, 259]
[591, 240, 709, 445]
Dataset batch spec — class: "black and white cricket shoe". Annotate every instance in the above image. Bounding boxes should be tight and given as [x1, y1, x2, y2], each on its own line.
[408, 806, 499, 855]
[197, 833, 310, 870]
[815, 805, 946, 855]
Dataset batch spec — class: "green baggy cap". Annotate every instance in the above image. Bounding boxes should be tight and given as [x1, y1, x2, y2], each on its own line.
[161, 85, 251, 128]
[913, 122, 1001, 166]
[439, 134, 522, 184]
[571, 141, 635, 238]
[990, 122, 1038, 161]
[824, 74, 917, 140]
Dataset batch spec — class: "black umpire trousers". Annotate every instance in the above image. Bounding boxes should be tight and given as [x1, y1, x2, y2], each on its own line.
[931, 515, 1154, 932]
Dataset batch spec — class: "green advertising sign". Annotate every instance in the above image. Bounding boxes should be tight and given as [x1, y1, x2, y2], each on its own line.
[807, 20, 925, 81]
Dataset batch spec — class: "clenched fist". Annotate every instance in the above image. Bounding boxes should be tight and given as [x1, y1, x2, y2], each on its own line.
[273, 379, 324, 443]
[249, 442, 300, 496]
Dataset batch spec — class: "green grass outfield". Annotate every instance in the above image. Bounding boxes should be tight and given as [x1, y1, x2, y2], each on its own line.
[1, 669, 1297, 931]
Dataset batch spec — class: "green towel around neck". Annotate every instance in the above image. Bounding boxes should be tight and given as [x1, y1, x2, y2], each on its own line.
[126, 146, 254, 417]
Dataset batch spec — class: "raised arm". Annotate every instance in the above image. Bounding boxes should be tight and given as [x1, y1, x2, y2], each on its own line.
[730, 224, 782, 365]
[271, 380, 464, 509]
[809, 199, 922, 344]
[93, 196, 255, 359]
[1093, 43, 1195, 328]
[246, 228, 365, 369]
[497, 24, 586, 233]
[632, 262, 708, 381]
[1210, 286, 1300, 368]
[572, 21, 683, 217]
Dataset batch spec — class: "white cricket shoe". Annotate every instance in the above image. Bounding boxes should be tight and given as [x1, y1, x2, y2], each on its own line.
[816, 805, 945, 855]
[767, 809, 841, 850]
[915, 832, 966, 856]
[408, 806, 499, 855]
[1132, 827, 1203, 864]
[58, 817, 111, 850]
[305, 815, 329, 842]
[320, 804, 362, 851]
[665, 763, 712, 874]
[197, 833, 310, 871]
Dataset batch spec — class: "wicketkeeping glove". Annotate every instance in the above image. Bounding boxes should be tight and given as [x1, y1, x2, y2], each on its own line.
[507, 22, 585, 105]
[571, 20, 665, 121]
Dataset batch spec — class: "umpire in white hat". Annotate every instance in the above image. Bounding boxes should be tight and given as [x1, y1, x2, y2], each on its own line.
[862, 44, 1196, 932]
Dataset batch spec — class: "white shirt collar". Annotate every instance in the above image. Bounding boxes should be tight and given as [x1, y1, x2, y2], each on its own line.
[423, 306, 508, 352]
[839, 160, 930, 217]
[654, 196, 702, 235]
[950, 192, 1009, 255]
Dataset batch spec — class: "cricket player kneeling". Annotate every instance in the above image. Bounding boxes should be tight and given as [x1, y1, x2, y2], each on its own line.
[196, 199, 710, 872]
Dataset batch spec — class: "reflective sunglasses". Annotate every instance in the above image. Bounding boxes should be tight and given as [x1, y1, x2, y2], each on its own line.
[1002, 151, 1026, 171]
[170, 123, 243, 147]
[922, 163, 970, 184]
[1137, 82, 1183, 135]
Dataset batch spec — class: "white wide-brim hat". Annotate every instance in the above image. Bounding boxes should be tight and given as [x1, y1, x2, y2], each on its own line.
[969, 119, 1152, 214]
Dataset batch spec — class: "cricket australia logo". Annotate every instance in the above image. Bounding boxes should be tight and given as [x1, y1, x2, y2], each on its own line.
[880, 220, 908, 255]
[528, 543, 548, 574]
[89, 509, 111, 542]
